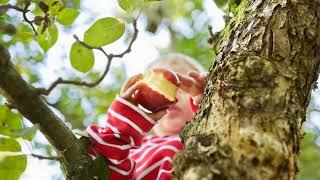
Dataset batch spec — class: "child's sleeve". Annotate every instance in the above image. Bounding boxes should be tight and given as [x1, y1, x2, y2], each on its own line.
[85, 95, 157, 179]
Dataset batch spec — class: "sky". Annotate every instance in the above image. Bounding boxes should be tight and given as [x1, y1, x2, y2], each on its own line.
[19, 0, 225, 179]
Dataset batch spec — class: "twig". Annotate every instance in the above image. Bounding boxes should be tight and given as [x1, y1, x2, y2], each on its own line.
[73, 35, 110, 58]
[22, 1, 37, 35]
[207, 25, 220, 51]
[36, 19, 139, 96]
[0, 4, 24, 12]
[4, 102, 16, 110]
[30, 153, 62, 161]
[208, 25, 214, 39]
[0, 1, 37, 35]
[109, 20, 138, 59]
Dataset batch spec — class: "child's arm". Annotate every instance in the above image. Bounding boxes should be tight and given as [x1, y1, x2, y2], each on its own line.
[86, 75, 167, 179]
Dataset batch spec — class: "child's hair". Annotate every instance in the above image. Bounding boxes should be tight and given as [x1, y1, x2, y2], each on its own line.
[147, 53, 205, 75]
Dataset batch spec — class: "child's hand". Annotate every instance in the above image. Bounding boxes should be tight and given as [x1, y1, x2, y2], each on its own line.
[176, 71, 208, 105]
[120, 74, 167, 121]
[120, 73, 143, 102]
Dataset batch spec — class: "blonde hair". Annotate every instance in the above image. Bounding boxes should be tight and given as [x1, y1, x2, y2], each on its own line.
[147, 53, 205, 75]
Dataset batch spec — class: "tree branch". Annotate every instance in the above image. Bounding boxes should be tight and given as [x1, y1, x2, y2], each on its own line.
[4, 102, 16, 110]
[0, 4, 24, 12]
[30, 153, 62, 161]
[109, 20, 138, 58]
[22, 1, 37, 35]
[0, 1, 37, 35]
[0, 44, 93, 179]
[36, 19, 139, 95]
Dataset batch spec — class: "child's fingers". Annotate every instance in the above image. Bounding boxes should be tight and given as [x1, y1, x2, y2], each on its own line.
[188, 71, 200, 79]
[176, 73, 194, 85]
[176, 73, 200, 96]
[188, 71, 208, 82]
[120, 83, 142, 102]
[176, 73, 195, 88]
[120, 74, 143, 94]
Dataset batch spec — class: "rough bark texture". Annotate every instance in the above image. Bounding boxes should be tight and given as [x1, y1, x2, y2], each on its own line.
[0, 45, 93, 180]
[174, 0, 320, 179]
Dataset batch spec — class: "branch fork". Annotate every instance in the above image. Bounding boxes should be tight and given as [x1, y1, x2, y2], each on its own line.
[37, 20, 139, 96]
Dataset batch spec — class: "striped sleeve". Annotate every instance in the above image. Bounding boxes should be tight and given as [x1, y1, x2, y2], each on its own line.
[133, 136, 183, 180]
[86, 96, 156, 179]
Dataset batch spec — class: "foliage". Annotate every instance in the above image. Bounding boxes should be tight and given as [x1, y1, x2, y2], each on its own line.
[142, 0, 215, 69]
[0, 106, 22, 137]
[297, 132, 320, 179]
[118, 0, 144, 13]
[57, 8, 79, 26]
[213, 0, 242, 13]
[36, 22, 58, 52]
[83, 17, 125, 47]
[70, 42, 94, 73]
[0, 138, 27, 179]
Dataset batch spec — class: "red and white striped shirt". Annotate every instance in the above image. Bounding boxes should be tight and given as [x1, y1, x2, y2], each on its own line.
[86, 96, 197, 180]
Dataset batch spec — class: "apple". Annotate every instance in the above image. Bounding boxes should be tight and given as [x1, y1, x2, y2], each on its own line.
[135, 68, 180, 112]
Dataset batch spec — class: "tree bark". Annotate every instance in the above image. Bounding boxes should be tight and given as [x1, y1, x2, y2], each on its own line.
[0, 45, 93, 179]
[174, 0, 320, 179]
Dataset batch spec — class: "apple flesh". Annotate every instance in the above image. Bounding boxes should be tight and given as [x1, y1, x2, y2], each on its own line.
[135, 68, 180, 112]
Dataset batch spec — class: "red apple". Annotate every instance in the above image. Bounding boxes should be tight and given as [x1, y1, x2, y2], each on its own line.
[134, 68, 180, 112]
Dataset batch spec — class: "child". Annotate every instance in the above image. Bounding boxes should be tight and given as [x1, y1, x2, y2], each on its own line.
[86, 53, 207, 179]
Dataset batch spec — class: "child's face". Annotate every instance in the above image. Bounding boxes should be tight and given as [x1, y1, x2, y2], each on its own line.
[156, 89, 194, 135]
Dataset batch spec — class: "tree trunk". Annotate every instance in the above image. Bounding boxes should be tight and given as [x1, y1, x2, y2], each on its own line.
[174, 0, 320, 179]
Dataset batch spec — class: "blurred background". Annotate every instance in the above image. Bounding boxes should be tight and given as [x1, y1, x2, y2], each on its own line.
[0, 0, 319, 179]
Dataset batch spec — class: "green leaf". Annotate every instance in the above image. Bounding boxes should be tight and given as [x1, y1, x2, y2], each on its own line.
[118, 0, 144, 12]
[84, 17, 125, 47]
[57, 8, 79, 26]
[0, 138, 20, 152]
[11, 24, 34, 45]
[214, 0, 241, 12]
[297, 132, 320, 179]
[50, 0, 63, 15]
[0, 0, 9, 4]
[36, 23, 58, 52]
[0, 106, 22, 137]
[89, 155, 109, 179]
[12, 124, 39, 141]
[0, 138, 26, 180]
[70, 42, 94, 73]
[0, 155, 27, 180]
[43, 0, 55, 5]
